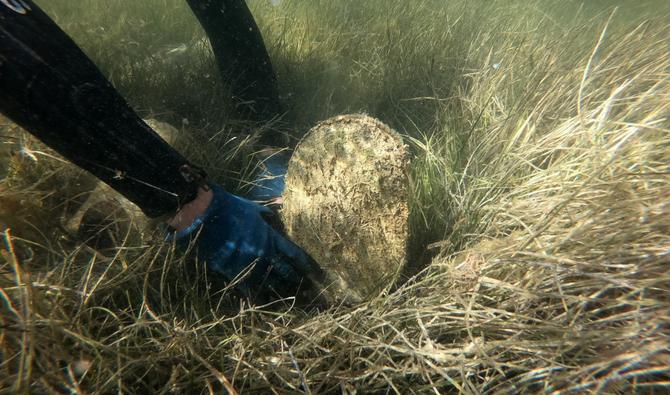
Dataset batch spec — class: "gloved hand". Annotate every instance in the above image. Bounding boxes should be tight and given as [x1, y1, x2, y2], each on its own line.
[247, 150, 290, 203]
[169, 183, 323, 300]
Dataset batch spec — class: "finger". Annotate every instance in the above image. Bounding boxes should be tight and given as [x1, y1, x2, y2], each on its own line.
[249, 257, 298, 298]
[272, 258, 300, 285]
[259, 208, 285, 233]
[273, 233, 326, 282]
[269, 254, 332, 307]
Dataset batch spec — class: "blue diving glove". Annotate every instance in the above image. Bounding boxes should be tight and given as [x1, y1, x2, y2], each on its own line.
[169, 183, 322, 299]
[247, 150, 290, 202]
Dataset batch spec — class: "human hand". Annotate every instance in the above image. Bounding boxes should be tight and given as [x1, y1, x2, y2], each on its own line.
[247, 149, 290, 204]
[169, 184, 323, 300]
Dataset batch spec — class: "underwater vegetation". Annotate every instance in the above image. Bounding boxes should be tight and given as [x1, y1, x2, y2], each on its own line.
[1, 0, 669, 392]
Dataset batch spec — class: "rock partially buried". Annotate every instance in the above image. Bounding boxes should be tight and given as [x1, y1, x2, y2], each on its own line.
[282, 114, 410, 303]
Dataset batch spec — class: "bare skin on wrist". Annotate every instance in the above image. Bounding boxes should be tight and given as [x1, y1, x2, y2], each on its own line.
[167, 187, 214, 231]
[167, 146, 286, 231]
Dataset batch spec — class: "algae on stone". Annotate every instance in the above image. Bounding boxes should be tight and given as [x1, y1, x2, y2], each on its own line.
[282, 114, 410, 303]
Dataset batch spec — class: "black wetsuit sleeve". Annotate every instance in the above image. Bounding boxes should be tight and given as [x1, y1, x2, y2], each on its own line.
[185, 0, 282, 125]
[0, 1, 202, 218]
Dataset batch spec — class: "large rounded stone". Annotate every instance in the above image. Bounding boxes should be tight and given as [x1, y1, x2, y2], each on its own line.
[282, 114, 410, 303]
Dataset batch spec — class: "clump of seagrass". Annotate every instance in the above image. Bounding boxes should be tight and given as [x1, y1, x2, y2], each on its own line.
[282, 114, 410, 303]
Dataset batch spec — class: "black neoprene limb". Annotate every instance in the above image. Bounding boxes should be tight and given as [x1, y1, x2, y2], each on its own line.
[0, 1, 202, 218]
[186, 0, 283, 130]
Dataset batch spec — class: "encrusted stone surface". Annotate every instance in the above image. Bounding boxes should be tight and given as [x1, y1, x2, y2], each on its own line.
[282, 114, 410, 303]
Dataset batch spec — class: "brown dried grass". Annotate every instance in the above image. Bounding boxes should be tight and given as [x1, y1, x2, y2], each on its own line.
[1, 1, 669, 393]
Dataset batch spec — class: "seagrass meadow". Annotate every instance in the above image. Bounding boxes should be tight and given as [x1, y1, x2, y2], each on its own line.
[1, 0, 669, 393]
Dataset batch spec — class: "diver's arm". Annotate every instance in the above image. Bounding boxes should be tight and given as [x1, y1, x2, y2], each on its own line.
[185, 0, 283, 128]
[0, 0, 202, 217]
[0, 1, 321, 300]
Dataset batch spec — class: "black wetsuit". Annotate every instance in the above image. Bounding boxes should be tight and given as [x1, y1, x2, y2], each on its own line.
[0, 0, 280, 217]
